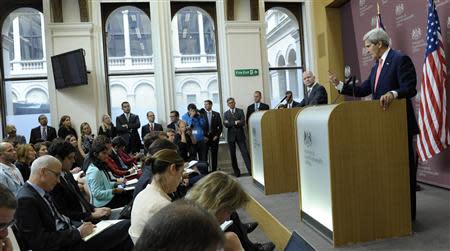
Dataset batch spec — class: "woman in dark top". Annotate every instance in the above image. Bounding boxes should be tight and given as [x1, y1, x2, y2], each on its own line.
[15, 144, 36, 181]
[98, 114, 117, 139]
[79, 122, 94, 156]
[174, 120, 197, 162]
[58, 115, 78, 139]
[65, 134, 83, 172]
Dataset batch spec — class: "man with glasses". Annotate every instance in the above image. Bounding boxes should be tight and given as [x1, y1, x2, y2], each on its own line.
[48, 141, 112, 223]
[14, 155, 133, 251]
[141, 111, 163, 141]
[167, 110, 180, 131]
[0, 184, 19, 251]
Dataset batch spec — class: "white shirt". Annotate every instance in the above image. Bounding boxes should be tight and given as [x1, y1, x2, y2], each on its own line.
[129, 182, 172, 243]
[307, 83, 317, 96]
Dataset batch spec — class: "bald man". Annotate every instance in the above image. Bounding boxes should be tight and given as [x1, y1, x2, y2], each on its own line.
[0, 142, 23, 195]
[298, 71, 328, 107]
[14, 155, 133, 251]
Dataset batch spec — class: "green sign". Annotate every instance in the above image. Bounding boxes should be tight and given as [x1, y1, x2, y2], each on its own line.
[235, 69, 259, 77]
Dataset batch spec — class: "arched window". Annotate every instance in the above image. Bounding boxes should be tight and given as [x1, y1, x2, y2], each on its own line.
[265, 5, 305, 107]
[171, 3, 221, 115]
[1, 7, 49, 141]
[102, 3, 155, 136]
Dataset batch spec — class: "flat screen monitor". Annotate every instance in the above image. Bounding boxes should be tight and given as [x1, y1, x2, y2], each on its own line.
[51, 49, 88, 89]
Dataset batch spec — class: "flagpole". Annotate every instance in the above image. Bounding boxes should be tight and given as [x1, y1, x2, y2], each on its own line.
[377, 3, 380, 15]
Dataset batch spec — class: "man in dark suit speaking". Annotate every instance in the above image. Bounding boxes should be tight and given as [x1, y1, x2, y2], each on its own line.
[329, 28, 419, 221]
[29, 114, 57, 144]
[299, 71, 328, 107]
[246, 91, 270, 124]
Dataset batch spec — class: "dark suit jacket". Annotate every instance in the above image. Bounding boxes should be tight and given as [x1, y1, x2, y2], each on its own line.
[286, 100, 301, 108]
[167, 121, 177, 131]
[116, 113, 141, 151]
[223, 108, 246, 142]
[141, 123, 164, 140]
[203, 110, 223, 141]
[15, 182, 82, 251]
[299, 83, 328, 107]
[340, 49, 419, 135]
[30, 126, 57, 144]
[50, 172, 95, 222]
[246, 102, 270, 124]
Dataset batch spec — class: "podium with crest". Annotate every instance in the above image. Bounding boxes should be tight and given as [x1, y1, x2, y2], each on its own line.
[295, 100, 412, 246]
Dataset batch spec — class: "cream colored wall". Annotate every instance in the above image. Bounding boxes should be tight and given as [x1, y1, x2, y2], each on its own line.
[44, 1, 106, 136]
[309, 0, 344, 104]
[42, 0, 321, 135]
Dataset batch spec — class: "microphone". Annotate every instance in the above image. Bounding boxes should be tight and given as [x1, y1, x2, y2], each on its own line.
[274, 95, 287, 109]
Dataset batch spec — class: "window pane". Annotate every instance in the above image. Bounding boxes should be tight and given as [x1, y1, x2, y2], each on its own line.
[105, 6, 156, 138]
[19, 13, 43, 60]
[172, 7, 220, 114]
[203, 16, 215, 54]
[2, 8, 49, 142]
[109, 75, 157, 139]
[128, 9, 152, 56]
[4, 80, 51, 142]
[265, 8, 304, 107]
[106, 12, 125, 57]
[106, 6, 153, 72]
[177, 9, 200, 55]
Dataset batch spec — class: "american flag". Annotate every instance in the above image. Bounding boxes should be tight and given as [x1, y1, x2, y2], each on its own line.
[416, 0, 449, 161]
[376, 3, 385, 30]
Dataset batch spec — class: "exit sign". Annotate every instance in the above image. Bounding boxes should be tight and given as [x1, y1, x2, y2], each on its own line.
[235, 69, 259, 77]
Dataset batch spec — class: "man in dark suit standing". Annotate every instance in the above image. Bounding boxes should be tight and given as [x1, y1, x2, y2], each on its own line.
[329, 28, 419, 221]
[246, 91, 270, 124]
[202, 100, 223, 172]
[223, 98, 251, 177]
[141, 111, 163, 141]
[167, 110, 180, 131]
[29, 114, 57, 144]
[14, 155, 133, 251]
[116, 101, 141, 153]
[285, 90, 301, 108]
[299, 71, 328, 107]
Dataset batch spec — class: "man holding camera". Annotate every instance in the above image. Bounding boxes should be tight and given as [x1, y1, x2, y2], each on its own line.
[181, 104, 207, 161]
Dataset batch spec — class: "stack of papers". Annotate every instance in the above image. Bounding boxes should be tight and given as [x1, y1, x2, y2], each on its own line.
[83, 220, 123, 241]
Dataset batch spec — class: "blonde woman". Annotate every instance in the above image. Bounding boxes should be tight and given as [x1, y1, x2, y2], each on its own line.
[15, 144, 36, 181]
[129, 149, 185, 243]
[98, 114, 117, 139]
[186, 172, 275, 251]
[3, 124, 26, 147]
[79, 122, 94, 156]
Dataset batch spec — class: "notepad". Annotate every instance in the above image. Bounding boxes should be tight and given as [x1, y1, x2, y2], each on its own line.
[83, 220, 122, 241]
[126, 178, 138, 186]
[124, 186, 135, 191]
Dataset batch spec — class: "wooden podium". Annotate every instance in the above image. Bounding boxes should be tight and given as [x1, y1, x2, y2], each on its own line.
[295, 100, 412, 246]
[248, 108, 302, 195]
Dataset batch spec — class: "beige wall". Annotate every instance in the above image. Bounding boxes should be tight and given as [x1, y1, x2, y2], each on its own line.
[309, 0, 345, 104]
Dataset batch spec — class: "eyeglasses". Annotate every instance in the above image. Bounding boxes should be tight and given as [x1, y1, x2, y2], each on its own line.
[45, 168, 61, 177]
[0, 219, 15, 230]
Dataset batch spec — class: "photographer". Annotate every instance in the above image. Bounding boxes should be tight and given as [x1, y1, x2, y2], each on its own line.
[181, 104, 207, 161]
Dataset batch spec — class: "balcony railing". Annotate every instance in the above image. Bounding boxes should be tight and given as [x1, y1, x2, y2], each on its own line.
[10, 59, 47, 76]
[174, 54, 216, 68]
